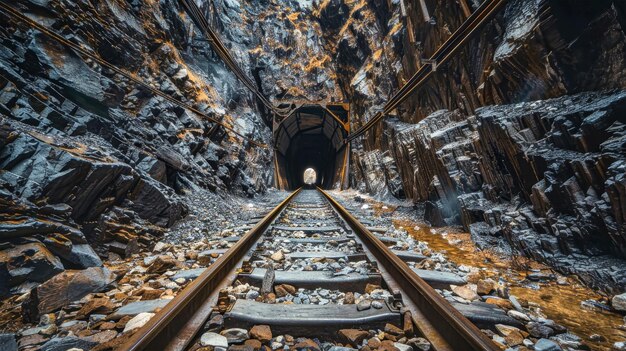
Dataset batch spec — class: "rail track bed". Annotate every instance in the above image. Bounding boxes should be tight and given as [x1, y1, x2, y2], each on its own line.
[120, 189, 500, 351]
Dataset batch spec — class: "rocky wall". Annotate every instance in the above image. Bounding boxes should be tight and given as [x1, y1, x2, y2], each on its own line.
[0, 0, 280, 298]
[383, 91, 626, 292]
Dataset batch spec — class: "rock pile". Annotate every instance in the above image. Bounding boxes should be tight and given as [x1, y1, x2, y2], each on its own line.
[193, 323, 430, 351]
[0, 236, 232, 350]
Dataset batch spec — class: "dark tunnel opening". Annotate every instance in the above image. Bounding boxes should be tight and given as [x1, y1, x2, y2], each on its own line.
[273, 104, 350, 190]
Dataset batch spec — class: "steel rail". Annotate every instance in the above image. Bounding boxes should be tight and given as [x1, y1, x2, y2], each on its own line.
[0, 2, 268, 148]
[345, 0, 508, 143]
[118, 186, 499, 351]
[118, 188, 301, 351]
[317, 187, 500, 351]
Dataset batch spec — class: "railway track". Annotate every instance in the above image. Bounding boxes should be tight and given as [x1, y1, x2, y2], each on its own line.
[119, 189, 500, 351]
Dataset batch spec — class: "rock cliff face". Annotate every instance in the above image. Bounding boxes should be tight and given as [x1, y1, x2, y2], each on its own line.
[0, 0, 278, 297]
[324, 0, 626, 291]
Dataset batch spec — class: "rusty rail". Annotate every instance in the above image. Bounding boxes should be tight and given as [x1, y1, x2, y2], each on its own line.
[118, 188, 301, 351]
[317, 187, 500, 351]
[120, 187, 498, 351]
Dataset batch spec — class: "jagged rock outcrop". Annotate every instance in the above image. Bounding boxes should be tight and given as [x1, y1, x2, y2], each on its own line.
[382, 91, 626, 292]
[0, 0, 279, 297]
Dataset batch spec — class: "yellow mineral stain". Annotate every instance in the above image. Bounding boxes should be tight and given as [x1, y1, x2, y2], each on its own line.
[394, 218, 625, 351]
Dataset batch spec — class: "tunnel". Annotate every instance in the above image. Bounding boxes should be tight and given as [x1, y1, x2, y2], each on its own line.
[273, 103, 350, 190]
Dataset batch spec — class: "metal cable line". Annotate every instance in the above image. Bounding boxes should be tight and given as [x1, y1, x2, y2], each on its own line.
[0, 1, 268, 148]
[345, 0, 507, 143]
[178, 0, 291, 118]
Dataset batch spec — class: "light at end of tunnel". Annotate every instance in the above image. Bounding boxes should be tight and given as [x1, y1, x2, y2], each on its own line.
[304, 168, 316, 185]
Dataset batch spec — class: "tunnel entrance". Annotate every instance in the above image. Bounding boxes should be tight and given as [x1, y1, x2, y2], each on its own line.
[303, 168, 316, 185]
[273, 103, 350, 190]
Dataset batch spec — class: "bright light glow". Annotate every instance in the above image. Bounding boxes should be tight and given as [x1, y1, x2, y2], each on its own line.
[303, 168, 316, 185]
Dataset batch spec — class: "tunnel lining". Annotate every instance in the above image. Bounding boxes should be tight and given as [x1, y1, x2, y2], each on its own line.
[273, 103, 349, 190]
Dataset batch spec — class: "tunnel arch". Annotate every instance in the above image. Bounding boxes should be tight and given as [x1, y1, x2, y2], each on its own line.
[273, 103, 350, 190]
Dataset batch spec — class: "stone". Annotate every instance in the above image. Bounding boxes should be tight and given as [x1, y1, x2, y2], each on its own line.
[282, 284, 297, 295]
[492, 335, 506, 348]
[250, 325, 272, 342]
[116, 316, 133, 329]
[367, 337, 381, 348]
[365, 284, 381, 294]
[504, 330, 524, 346]
[245, 339, 262, 350]
[495, 324, 527, 338]
[274, 284, 296, 297]
[552, 333, 583, 349]
[261, 266, 275, 295]
[372, 300, 383, 309]
[146, 255, 180, 274]
[123, 312, 155, 333]
[384, 323, 404, 336]
[379, 339, 400, 351]
[612, 293, 626, 312]
[393, 342, 412, 351]
[476, 279, 495, 295]
[614, 342, 626, 351]
[153, 242, 169, 252]
[245, 290, 260, 300]
[39, 337, 97, 351]
[99, 322, 117, 330]
[344, 292, 355, 304]
[49, 243, 103, 269]
[270, 250, 284, 262]
[221, 328, 249, 344]
[200, 332, 228, 348]
[451, 285, 479, 301]
[205, 314, 224, 332]
[485, 297, 513, 310]
[0, 242, 64, 292]
[172, 268, 206, 281]
[135, 287, 164, 300]
[40, 324, 58, 336]
[84, 330, 118, 344]
[508, 296, 525, 312]
[292, 338, 320, 351]
[526, 322, 555, 338]
[357, 300, 371, 311]
[407, 337, 431, 351]
[507, 310, 530, 321]
[23, 267, 115, 321]
[17, 333, 47, 348]
[339, 329, 370, 347]
[110, 299, 170, 318]
[77, 297, 114, 318]
[534, 338, 561, 351]
[0, 334, 17, 351]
